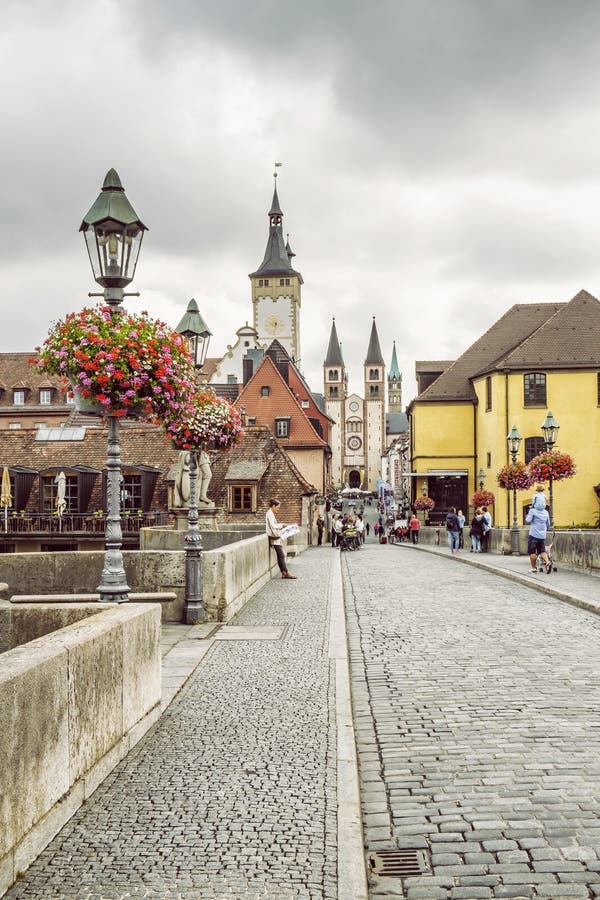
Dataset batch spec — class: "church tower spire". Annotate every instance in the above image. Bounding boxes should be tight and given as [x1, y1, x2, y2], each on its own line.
[388, 341, 402, 413]
[250, 175, 303, 363]
[364, 317, 385, 491]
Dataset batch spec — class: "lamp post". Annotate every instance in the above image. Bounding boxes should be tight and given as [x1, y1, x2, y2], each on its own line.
[80, 169, 147, 603]
[175, 299, 212, 624]
[478, 468, 485, 492]
[541, 411, 560, 528]
[507, 424, 522, 555]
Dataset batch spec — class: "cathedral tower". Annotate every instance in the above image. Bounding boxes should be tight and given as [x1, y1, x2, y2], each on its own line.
[388, 341, 402, 414]
[324, 318, 347, 489]
[364, 318, 386, 490]
[249, 178, 303, 363]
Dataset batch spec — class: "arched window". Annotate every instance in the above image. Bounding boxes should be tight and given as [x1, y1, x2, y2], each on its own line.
[524, 436, 545, 463]
[369, 385, 379, 397]
[369, 368, 379, 380]
[328, 369, 338, 381]
[329, 386, 338, 398]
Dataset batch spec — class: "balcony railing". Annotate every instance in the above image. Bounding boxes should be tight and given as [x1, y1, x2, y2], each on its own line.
[2, 512, 168, 536]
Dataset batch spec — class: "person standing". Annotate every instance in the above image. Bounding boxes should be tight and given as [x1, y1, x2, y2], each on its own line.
[356, 514, 365, 544]
[526, 504, 551, 574]
[316, 514, 324, 546]
[409, 513, 420, 544]
[446, 506, 461, 554]
[266, 499, 297, 579]
[469, 507, 484, 552]
[457, 509, 465, 549]
[481, 506, 492, 552]
[333, 515, 343, 548]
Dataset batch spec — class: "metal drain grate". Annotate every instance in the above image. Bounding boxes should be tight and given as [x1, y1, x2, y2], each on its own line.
[368, 848, 431, 878]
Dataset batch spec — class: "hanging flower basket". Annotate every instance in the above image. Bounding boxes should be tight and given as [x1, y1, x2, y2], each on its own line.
[33, 305, 195, 419]
[414, 495, 435, 511]
[528, 450, 576, 483]
[497, 461, 532, 491]
[164, 390, 243, 452]
[470, 489, 495, 508]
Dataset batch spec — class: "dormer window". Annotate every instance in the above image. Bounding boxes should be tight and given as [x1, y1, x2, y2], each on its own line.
[39, 388, 52, 405]
[261, 386, 270, 397]
[13, 389, 26, 406]
[275, 417, 291, 438]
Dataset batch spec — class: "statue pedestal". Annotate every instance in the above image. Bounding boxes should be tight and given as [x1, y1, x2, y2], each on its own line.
[172, 507, 219, 532]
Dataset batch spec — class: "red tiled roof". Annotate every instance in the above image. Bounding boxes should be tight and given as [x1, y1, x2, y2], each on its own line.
[0, 353, 70, 409]
[235, 355, 327, 447]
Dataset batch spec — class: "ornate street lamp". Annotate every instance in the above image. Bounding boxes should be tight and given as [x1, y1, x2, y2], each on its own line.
[507, 424, 522, 555]
[541, 411, 560, 528]
[478, 468, 485, 491]
[175, 299, 212, 371]
[175, 301, 212, 624]
[80, 169, 147, 603]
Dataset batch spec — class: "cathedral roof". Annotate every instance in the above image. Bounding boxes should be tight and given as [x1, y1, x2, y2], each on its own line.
[324, 319, 344, 367]
[388, 341, 401, 379]
[364, 318, 385, 366]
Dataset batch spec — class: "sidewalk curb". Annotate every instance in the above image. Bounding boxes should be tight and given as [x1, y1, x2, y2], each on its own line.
[328, 551, 369, 900]
[394, 542, 600, 618]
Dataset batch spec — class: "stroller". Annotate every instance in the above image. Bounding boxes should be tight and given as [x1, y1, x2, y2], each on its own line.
[535, 532, 557, 573]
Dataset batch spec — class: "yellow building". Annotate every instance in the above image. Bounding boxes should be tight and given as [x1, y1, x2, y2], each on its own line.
[408, 290, 600, 528]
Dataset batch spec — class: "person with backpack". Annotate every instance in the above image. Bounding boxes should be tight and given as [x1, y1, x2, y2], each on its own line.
[446, 506, 461, 554]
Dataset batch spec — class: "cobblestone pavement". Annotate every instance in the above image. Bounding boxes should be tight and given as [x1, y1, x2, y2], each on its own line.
[344, 542, 600, 900]
[6, 552, 338, 900]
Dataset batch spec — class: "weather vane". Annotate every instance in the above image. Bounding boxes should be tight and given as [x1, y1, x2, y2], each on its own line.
[274, 161, 283, 179]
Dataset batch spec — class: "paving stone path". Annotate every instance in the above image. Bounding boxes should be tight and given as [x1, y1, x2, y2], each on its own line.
[344, 543, 600, 900]
[6, 553, 337, 900]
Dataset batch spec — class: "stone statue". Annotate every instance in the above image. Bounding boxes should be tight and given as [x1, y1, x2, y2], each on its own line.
[198, 449, 214, 508]
[173, 451, 191, 508]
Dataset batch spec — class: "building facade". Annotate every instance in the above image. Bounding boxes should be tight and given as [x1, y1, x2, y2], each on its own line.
[408, 289, 600, 528]
[323, 318, 405, 492]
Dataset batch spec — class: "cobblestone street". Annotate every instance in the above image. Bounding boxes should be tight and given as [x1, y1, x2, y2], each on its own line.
[5, 553, 339, 900]
[344, 542, 600, 899]
[5, 539, 600, 900]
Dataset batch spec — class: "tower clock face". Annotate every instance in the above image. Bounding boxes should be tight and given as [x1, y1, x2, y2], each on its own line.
[265, 315, 285, 336]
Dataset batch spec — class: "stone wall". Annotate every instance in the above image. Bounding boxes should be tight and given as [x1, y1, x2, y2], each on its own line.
[0, 603, 161, 896]
[0, 534, 300, 623]
[416, 525, 600, 573]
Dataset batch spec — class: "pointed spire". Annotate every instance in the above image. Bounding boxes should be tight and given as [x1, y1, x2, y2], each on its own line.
[365, 317, 385, 365]
[269, 184, 283, 217]
[389, 341, 401, 379]
[286, 234, 296, 259]
[324, 318, 344, 367]
[250, 181, 302, 280]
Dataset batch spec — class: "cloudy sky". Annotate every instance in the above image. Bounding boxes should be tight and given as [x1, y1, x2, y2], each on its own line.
[2, 0, 600, 401]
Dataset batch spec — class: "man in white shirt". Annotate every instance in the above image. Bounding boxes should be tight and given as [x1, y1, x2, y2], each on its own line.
[266, 499, 297, 579]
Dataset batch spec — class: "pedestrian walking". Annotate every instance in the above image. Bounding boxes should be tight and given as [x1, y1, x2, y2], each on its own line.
[374, 523, 379, 538]
[526, 503, 551, 574]
[365, 521, 371, 538]
[446, 506, 461, 554]
[266, 499, 297, 579]
[409, 513, 420, 544]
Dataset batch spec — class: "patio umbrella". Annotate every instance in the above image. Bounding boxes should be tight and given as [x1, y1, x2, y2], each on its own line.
[1, 467, 11, 532]
[56, 471, 67, 532]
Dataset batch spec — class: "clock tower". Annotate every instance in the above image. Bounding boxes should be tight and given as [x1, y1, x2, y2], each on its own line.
[250, 179, 303, 363]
